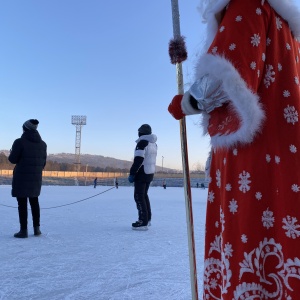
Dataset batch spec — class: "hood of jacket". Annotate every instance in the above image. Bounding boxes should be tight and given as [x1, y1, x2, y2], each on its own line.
[136, 134, 157, 144]
[21, 130, 42, 143]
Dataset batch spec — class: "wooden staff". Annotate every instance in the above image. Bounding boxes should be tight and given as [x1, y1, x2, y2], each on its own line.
[169, 1, 199, 299]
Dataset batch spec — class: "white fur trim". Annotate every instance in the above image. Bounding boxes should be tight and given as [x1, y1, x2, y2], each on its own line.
[268, 0, 300, 39]
[198, 0, 300, 46]
[181, 91, 201, 115]
[195, 54, 265, 149]
[198, 0, 230, 50]
[198, 0, 230, 23]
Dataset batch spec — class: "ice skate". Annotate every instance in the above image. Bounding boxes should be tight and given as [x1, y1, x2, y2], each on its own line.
[132, 220, 148, 231]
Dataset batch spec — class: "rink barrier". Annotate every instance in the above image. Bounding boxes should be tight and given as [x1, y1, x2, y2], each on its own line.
[0, 170, 126, 178]
[0, 170, 207, 188]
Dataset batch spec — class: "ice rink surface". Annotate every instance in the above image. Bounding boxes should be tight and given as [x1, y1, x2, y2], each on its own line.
[0, 185, 207, 300]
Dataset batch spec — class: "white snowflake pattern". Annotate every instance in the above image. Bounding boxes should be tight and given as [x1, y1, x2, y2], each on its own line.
[283, 90, 290, 97]
[262, 53, 266, 61]
[219, 26, 225, 32]
[256, 8, 262, 15]
[216, 169, 221, 188]
[264, 64, 275, 88]
[255, 192, 262, 200]
[236, 15, 242, 22]
[266, 38, 271, 46]
[229, 43, 236, 51]
[251, 33, 261, 47]
[266, 154, 271, 163]
[282, 216, 300, 239]
[295, 76, 299, 85]
[233, 149, 238, 156]
[220, 208, 225, 231]
[296, 56, 299, 63]
[289, 144, 297, 153]
[286, 43, 291, 50]
[224, 243, 233, 257]
[209, 236, 222, 256]
[211, 46, 218, 54]
[225, 183, 232, 191]
[275, 156, 280, 164]
[291, 184, 300, 193]
[241, 234, 248, 243]
[208, 191, 215, 203]
[210, 278, 218, 290]
[284, 105, 298, 125]
[278, 63, 282, 71]
[250, 61, 256, 70]
[236, 238, 300, 298]
[238, 171, 251, 193]
[262, 208, 275, 229]
[257, 70, 260, 78]
[229, 199, 238, 214]
[223, 158, 226, 165]
[215, 221, 219, 228]
[276, 17, 283, 30]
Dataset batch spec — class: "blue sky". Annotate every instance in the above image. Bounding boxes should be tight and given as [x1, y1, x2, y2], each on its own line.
[1, 1, 299, 170]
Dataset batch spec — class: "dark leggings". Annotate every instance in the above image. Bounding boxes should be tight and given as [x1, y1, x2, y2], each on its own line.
[17, 197, 40, 230]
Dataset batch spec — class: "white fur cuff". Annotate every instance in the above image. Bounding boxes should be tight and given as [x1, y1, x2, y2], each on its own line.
[181, 91, 202, 115]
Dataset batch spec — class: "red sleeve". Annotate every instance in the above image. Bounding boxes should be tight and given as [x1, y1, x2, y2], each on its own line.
[207, 0, 271, 92]
[188, 0, 270, 148]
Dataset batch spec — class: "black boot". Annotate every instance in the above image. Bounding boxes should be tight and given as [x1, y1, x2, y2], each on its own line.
[34, 226, 41, 236]
[14, 229, 28, 238]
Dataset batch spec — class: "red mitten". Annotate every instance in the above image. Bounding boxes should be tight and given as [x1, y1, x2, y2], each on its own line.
[168, 95, 185, 120]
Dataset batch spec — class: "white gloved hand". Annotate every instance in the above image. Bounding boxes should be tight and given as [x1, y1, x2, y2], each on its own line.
[189, 74, 229, 113]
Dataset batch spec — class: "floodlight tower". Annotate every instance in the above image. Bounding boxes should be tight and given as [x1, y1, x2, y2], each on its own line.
[71, 115, 87, 172]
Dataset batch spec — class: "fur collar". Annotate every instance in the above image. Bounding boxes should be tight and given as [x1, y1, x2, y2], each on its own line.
[198, 0, 300, 39]
[268, 0, 300, 38]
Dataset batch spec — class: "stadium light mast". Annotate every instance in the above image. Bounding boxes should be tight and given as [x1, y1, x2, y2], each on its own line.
[71, 115, 87, 172]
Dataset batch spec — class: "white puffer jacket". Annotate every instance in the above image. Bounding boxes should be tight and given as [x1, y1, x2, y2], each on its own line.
[134, 134, 157, 174]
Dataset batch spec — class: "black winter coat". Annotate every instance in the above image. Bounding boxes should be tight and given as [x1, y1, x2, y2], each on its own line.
[8, 130, 47, 198]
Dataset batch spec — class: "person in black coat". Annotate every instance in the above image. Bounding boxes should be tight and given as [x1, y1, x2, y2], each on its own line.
[8, 119, 47, 238]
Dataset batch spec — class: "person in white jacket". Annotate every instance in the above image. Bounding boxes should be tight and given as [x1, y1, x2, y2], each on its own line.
[128, 124, 157, 230]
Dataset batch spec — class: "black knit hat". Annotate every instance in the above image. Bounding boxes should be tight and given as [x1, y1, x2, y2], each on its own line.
[138, 124, 152, 135]
[23, 119, 39, 131]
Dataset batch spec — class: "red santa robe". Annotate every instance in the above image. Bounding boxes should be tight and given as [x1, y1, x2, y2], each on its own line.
[182, 0, 300, 298]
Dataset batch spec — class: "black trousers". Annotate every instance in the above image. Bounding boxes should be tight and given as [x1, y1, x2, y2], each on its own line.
[134, 181, 151, 224]
[16, 197, 40, 230]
